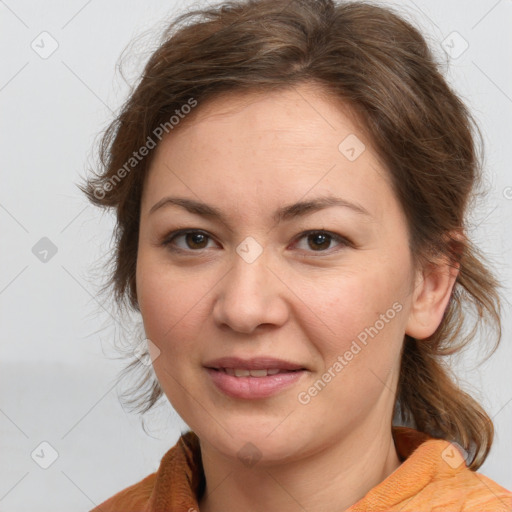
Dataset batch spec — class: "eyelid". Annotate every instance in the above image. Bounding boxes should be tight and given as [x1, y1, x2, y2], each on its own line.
[161, 229, 218, 252]
[291, 229, 352, 252]
[161, 228, 352, 255]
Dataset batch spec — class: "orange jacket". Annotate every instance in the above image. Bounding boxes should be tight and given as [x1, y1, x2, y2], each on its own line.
[91, 427, 511, 511]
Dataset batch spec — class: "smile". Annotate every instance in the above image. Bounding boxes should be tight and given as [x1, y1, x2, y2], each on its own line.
[218, 368, 299, 377]
[205, 367, 307, 399]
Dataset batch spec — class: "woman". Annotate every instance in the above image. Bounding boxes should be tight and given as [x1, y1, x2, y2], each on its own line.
[81, 0, 512, 510]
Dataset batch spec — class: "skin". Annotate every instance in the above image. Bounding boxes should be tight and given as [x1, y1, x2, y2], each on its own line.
[136, 82, 459, 512]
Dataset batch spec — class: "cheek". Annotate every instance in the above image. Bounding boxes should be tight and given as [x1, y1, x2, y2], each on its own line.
[295, 267, 406, 414]
[297, 262, 406, 358]
[136, 253, 204, 354]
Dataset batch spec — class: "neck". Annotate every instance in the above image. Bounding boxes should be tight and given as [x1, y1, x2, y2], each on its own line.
[198, 421, 402, 512]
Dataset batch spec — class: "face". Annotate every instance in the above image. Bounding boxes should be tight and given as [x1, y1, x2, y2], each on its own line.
[136, 82, 418, 465]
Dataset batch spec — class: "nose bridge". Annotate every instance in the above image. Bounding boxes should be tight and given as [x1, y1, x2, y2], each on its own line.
[213, 238, 287, 333]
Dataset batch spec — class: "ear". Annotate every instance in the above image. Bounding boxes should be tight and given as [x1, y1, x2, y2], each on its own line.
[405, 236, 462, 340]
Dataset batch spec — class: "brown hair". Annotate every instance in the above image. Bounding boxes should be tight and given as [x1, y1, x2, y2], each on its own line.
[79, 0, 502, 470]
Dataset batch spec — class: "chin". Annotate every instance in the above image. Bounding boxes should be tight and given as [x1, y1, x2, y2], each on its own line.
[196, 418, 309, 467]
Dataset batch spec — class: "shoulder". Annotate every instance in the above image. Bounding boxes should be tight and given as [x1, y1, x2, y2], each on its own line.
[355, 428, 512, 511]
[417, 468, 512, 511]
[89, 472, 157, 512]
[402, 438, 512, 511]
[88, 431, 202, 512]
[457, 471, 512, 511]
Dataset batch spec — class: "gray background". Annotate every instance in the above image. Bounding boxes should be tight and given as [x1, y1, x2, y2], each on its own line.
[1, 0, 511, 510]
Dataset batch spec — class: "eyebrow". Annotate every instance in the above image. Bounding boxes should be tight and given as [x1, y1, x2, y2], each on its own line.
[148, 194, 372, 227]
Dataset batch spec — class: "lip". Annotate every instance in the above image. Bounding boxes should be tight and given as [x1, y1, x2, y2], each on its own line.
[203, 356, 306, 371]
[203, 356, 309, 400]
[205, 367, 307, 399]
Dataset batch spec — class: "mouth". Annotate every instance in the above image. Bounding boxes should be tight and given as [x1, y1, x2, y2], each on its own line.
[203, 356, 307, 372]
[203, 356, 308, 399]
[209, 367, 303, 377]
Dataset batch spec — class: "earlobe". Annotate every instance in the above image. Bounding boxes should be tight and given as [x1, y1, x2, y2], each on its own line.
[405, 259, 460, 340]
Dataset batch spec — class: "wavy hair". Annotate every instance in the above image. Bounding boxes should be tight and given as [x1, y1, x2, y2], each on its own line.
[79, 0, 502, 469]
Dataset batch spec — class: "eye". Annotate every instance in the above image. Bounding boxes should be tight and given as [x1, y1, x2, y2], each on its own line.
[292, 230, 350, 254]
[161, 229, 351, 255]
[161, 229, 217, 252]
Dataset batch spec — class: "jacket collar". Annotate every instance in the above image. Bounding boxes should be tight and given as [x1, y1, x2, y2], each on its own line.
[143, 426, 462, 511]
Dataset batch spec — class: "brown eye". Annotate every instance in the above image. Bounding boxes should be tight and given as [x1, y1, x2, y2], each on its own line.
[307, 232, 332, 251]
[183, 232, 209, 249]
[293, 230, 349, 254]
[161, 229, 350, 256]
[162, 230, 215, 252]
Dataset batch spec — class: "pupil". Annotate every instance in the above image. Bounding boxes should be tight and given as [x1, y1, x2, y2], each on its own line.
[184, 233, 331, 251]
[187, 233, 207, 248]
[309, 233, 330, 250]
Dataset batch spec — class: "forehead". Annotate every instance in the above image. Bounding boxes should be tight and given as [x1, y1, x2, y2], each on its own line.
[173, 83, 363, 145]
[143, 84, 397, 224]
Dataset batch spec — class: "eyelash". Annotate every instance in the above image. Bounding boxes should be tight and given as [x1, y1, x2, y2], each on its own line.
[160, 229, 352, 256]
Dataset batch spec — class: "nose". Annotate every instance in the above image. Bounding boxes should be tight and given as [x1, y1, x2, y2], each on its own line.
[212, 247, 289, 335]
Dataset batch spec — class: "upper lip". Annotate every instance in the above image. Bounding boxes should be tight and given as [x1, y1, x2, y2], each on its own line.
[204, 356, 306, 371]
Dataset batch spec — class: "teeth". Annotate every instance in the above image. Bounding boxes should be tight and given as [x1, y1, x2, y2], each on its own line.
[222, 368, 293, 377]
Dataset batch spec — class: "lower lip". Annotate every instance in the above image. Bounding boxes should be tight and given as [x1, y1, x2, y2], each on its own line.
[205, 368, 307, 399]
